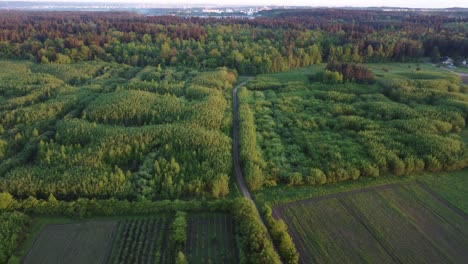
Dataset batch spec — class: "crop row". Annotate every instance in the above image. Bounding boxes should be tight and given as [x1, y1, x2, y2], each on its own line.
[277, 184, 468, 263]
[185, 213, 238, 264]
[110, 217, 170, 264]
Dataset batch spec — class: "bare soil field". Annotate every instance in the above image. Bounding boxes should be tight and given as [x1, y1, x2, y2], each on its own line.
[22, 220, 118, 264]
[273, 183, 468, 264]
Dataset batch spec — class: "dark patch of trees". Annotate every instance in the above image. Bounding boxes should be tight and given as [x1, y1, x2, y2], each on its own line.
[326, 62, 376, 84]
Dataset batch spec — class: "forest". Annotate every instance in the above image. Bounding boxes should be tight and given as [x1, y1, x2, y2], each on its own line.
[0, 8, 467, 264]
[0, 60, 237, 201]
[0, 10, 466, 74]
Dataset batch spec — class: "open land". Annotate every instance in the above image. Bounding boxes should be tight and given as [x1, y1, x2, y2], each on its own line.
[273, 183, 468, 264]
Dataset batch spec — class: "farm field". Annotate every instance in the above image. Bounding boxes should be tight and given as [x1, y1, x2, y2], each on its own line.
[22, 220, 118, 264]
[109, 217, 171, 264]
[273, 183, 468, 264]
[19, 213, 240, 264]
[185, 213, 238, 264]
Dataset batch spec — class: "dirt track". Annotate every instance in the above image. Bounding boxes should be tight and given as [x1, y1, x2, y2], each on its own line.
[438, 66, 468, 84]
[232, 81, 254, 201]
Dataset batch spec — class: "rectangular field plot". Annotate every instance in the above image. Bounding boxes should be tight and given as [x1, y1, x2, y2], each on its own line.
[185, 213, 238, 264]
[109, 217, 171, 264]
[275, 184, 468, 264]
[23, 220, 118, 264]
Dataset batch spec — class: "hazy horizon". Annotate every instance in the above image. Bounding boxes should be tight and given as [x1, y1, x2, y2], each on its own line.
[3, 0, 468, 9]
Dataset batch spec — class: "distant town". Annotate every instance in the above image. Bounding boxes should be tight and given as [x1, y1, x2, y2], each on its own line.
[1, 1, 467, 17]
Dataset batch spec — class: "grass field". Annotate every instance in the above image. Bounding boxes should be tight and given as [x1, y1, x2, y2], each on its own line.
[185, 213, 238, 264]
[22, 220, 118, 264]
[274, 183, 468, 264]
[256, 167, 468, 215]
[20, 213, 239, 264]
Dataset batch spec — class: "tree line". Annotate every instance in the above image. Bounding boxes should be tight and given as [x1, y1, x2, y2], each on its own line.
[0, 192, 284, 264]
[0, 10, 466, 74]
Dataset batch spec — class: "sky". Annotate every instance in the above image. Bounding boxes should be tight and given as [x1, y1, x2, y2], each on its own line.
[6, 0, 468, 8]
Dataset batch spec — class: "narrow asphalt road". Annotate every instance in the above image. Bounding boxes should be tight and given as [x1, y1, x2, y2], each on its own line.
[232, 80, 254, 201]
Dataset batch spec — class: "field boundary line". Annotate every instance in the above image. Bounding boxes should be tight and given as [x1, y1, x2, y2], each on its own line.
[103, 221, 120, 264]
[273, 208, 317, 264]
[415, 181, 468, 220]
[273, 183, 405, 216]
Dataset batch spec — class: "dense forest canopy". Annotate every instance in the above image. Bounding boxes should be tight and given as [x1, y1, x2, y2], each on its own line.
[0, 10, 467, 74]
[0, 60, 236, 200]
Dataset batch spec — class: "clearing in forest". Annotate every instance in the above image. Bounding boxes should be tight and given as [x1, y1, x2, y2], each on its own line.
[273, 183, 468, 264]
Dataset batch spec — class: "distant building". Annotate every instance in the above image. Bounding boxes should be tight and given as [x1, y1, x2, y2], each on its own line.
[202, 9, 222, 14]
[441, 56, 454, 66]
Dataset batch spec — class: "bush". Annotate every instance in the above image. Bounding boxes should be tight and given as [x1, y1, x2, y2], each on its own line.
[169, 211, 187, 263]
[0, 211, 30, 263]
[287, 172, 303, 186]
[305, 169, 327, 185]
[312, 70, 343, 84]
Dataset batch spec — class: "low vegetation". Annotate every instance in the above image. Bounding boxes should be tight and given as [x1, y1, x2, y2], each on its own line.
[23, 220, 118, 264]
[241, 63, 468, 189]
[110, 217, 171, 264]
[275, 183, 468, 263]
[185, 213, 238, 264]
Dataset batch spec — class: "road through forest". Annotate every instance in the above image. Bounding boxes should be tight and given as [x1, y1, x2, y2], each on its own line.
[232, 80, 254, 201]
[232, 79, 283, 261]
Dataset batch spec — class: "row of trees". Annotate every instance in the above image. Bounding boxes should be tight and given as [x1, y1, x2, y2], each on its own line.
[1, 193, 286, 264]
[170, 211, 188, 264]
[232, 198, 282, 264]
[238, 87, 267, 191]
[263, 205, 299, 264]
[0, 210, 29, 263]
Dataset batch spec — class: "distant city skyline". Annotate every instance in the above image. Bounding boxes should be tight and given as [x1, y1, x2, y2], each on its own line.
[4, 0, 468, 8]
